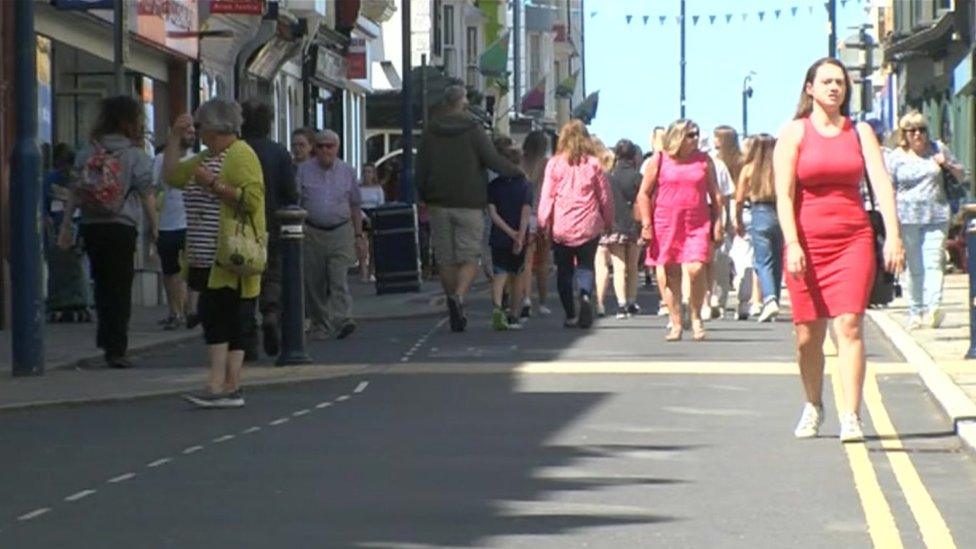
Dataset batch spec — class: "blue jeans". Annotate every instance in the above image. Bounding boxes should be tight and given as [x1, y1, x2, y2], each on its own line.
[747, 204, 783, 304]
[901, 222, 947, 317]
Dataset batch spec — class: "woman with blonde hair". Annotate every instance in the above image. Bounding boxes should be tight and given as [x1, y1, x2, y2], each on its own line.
[734, 133, 782, 322]
[519, 130, 553, 317]
[592, 137, 615, 316]
[638, 119, 724, 341]
[887, 110, 968, 330]
[774, 57, 903, 442]
[537, 120, 614, 328]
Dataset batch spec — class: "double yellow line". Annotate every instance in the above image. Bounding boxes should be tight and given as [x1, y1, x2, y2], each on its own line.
[825, 337, 957, 548]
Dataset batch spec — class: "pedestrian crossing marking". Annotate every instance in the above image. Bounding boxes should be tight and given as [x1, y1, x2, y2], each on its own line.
[829, 361, 903, 549]
[862, 368, 957, 548]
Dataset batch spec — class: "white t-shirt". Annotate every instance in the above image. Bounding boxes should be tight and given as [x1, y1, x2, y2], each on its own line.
[359, 185, 385, 209]
[153, 152, 190, 231]
[710, 154, 735, 197]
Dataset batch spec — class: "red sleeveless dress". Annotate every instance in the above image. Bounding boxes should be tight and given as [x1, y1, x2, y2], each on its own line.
[784, 118, 875, 323]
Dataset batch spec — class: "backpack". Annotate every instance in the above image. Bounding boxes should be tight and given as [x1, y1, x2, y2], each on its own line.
[75, 144, 127, 217]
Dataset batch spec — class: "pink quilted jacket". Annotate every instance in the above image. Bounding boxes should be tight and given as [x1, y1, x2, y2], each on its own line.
[537, 154, 614, 247]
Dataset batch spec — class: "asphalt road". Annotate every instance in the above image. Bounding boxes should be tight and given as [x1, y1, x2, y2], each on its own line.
[1, 288, 975, 548]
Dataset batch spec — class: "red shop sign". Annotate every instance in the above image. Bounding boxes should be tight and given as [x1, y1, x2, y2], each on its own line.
[210, 0, 264, 15]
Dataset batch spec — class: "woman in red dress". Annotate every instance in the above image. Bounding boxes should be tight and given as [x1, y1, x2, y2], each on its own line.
[773, 58, 904, 443]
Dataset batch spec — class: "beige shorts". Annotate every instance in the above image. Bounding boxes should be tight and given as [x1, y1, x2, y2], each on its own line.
[428, 206, 484, 266]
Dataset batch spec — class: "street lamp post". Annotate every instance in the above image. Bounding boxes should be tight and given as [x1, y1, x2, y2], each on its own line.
[742, 72, 755, 137]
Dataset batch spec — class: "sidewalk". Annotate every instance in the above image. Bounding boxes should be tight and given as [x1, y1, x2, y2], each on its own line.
[0, 278, 450, 409]
[866, 273, 976, 451]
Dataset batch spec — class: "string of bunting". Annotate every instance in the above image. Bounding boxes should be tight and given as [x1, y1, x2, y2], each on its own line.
[592, 0, 866, 26]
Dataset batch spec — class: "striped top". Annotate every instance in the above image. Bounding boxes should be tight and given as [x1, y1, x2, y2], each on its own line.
[183, 152, 226, 268]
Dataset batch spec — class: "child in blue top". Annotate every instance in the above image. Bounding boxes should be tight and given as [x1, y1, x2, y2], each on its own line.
[488, 143, 533, 331]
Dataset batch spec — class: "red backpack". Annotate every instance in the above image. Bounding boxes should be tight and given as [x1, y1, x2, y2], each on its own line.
[75, 144, 126, 217]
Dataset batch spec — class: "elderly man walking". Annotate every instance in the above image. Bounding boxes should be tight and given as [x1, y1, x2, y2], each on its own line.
[416, 85, 522, 332]
[298, 130, 366, 340]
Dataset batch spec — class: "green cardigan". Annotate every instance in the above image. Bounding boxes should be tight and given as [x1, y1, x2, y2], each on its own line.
[166, 140, 266, 299]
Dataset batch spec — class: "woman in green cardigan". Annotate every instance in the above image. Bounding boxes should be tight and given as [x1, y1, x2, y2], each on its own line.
[163, 98, 266, 409]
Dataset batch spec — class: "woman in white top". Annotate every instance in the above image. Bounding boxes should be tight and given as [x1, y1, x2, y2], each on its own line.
[359, 163, 385, 282]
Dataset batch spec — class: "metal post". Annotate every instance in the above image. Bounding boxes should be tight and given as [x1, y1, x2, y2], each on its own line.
[580, 0, 586, 97]
[275, 207, 311, 366]
[742, 73, 754, 137]
[827, 0, 837, 58]
[400, 0, 414, 203]
[421, 54, 429, 131]
[679, 0, 686, 118]
[964, 204, 976, 358]
[113, 0, 127, 95]
[10, 0, 44, 376]
[513, 0, 521, 115]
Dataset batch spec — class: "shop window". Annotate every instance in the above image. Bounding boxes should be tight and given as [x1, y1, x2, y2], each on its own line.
[366, 134, 385, 164]
[465, 26, 479, 87]
[433, 0, 443, 57]
[529, 33, 542, 88]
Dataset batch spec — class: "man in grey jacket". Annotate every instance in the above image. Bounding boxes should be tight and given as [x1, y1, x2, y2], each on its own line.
[415, 86, 522, 332]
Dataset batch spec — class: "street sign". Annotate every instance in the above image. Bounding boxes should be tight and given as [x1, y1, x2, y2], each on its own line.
[51, 0, 113, 9]
[210, 0, 264, 15]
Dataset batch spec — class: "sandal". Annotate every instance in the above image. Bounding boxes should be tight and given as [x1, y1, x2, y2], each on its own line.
[692, 319, 706, 341]
[665, 325, 683, 342]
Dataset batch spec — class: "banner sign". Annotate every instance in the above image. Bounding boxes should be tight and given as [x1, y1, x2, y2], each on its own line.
[210, 0, 264, 15]
[346, 38, 367, 80]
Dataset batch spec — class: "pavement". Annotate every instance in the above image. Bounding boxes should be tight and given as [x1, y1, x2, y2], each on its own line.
[1, 286, 974, 547]
[0, 276, 455, 409]
[865, 273, 976, 453]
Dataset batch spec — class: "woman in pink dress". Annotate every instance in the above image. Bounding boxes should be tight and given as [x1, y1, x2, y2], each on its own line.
[637, 120, 724, 341]
[774, 58, 903, 442]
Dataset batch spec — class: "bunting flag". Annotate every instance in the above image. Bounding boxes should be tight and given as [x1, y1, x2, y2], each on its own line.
[571, 91, 599, 125]
[520, 77, 547, 112]
[593, 3, 832, 28]
[478, 30, 510, 77]
[555, 71, 578, 98]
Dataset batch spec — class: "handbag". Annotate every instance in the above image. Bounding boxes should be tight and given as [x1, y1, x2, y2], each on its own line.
[855, 130, 896, 306]
[632, 153, 662, 222]
[216, 192, 268, 277]
[933, 141, 969, 201]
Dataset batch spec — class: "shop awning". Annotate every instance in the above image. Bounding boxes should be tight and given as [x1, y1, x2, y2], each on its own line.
[884, 11, 955, 62]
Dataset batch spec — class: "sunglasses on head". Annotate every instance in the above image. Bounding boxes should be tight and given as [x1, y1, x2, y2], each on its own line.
[315, 142, 338, 149]
[686, 132, 700, 139]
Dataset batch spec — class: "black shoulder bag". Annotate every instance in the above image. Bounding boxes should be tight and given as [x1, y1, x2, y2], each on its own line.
[854, 128, 896, 306]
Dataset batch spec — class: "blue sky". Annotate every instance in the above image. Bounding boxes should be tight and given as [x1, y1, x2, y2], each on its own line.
[584, 0, 873, 148]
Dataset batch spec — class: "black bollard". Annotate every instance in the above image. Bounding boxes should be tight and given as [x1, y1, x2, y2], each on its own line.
[965, 204, 976, 359]
[276, 206, 312, 366]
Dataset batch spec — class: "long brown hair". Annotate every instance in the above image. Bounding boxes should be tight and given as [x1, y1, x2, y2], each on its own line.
[556, 119, 597, 165]
[793, 57, 852, 119]
[741, 133, 776, 201]
[90, 95, 144, 143]
[521, 130, 549, 186]
[713, 125, 744, 182]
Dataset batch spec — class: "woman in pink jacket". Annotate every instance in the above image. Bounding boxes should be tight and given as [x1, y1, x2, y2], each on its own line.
[537, 120, 614, 328]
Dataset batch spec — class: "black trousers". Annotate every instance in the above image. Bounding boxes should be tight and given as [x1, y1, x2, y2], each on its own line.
[81, 223, 137, 359]
[552, 238, 599, 319]
[199, 285, 257, 352]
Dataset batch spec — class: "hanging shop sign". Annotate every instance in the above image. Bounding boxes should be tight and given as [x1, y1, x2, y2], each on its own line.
[210, 0, 265, 15]
[136, 0, 199, 59]
[315, 46, 348, 88]
[346, 38, 367, 80]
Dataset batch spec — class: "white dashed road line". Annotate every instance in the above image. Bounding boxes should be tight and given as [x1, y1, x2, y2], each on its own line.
[8, 379, 372, 529]
[64, 490, 96, 502]
[17, 508, 50, 521]
[107, 473, 136, 484]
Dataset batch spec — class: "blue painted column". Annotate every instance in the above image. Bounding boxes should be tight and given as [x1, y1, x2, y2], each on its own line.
[965, 204, 976, 359]
[10, 0, 45, 376]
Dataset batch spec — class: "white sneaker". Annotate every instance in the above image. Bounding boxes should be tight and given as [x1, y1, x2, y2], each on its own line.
[907, 316, 922, 331]
[748, 302, 763, 317]
[927, 308, 946, 329]
[757, 300, 780, 323]
[793, 403, 824, 438]
[839, 412, 865, 443]
[657, 305, 669, 317]
[701, 305, 714, 321]
[537, 304, 553, 316]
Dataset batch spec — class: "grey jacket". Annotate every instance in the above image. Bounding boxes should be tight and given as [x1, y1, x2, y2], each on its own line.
[73, 134, 154, 227]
